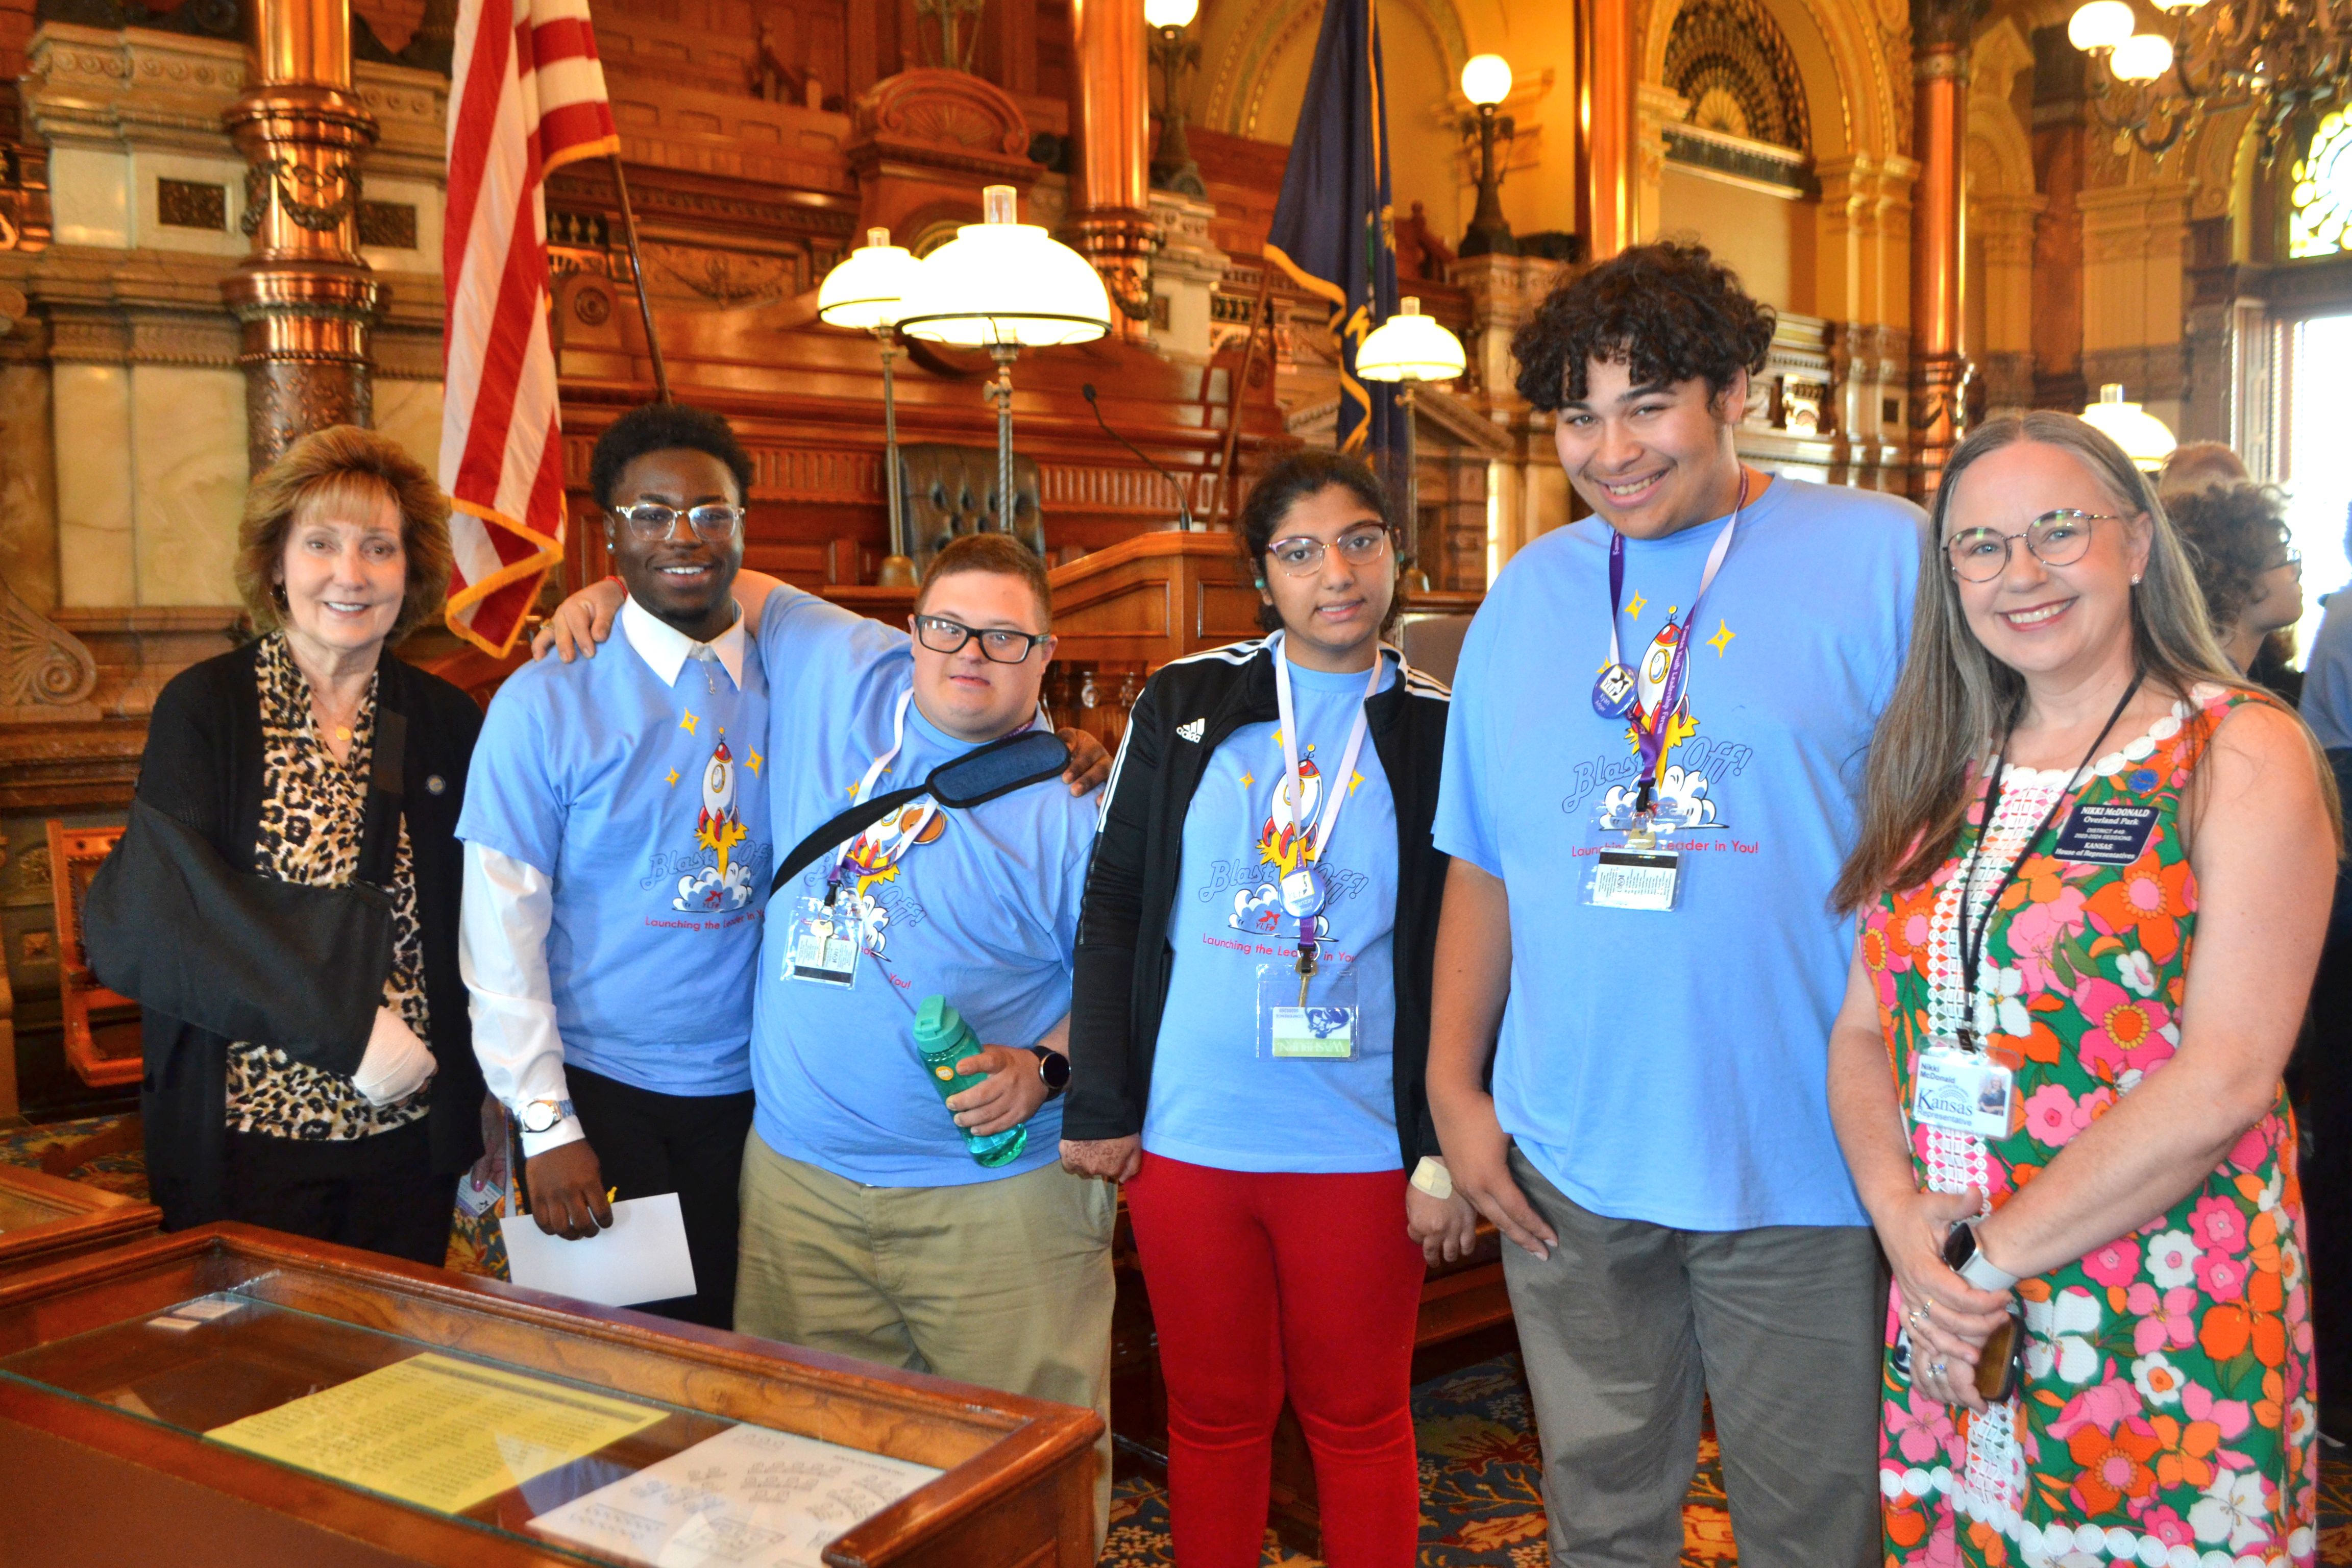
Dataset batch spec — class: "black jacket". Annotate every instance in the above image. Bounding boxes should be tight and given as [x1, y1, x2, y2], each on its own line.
[116, 640, 485, 1230]
[1066, 638, 1452, 1167]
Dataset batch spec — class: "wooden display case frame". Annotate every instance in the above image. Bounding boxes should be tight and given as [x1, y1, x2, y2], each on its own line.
[0, 1165, 158, 1278]
[0, 1224, 1098, 1567]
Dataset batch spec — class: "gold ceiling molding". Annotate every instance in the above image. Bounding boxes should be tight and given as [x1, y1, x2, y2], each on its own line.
[1663, 0, 1812, 153]
[1965, 19, 2036, 202]
[1640, 0, 1905, 164]
[1203, 0, 1472, 140]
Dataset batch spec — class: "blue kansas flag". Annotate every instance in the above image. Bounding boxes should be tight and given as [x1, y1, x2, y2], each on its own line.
[1265, 0, 1402, 460]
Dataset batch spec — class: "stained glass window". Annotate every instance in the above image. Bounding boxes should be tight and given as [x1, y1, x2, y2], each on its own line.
[2291, 109, 2352, 259]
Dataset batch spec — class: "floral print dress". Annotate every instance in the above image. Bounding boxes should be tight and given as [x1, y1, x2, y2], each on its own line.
[1862, 683, 2315, 1568]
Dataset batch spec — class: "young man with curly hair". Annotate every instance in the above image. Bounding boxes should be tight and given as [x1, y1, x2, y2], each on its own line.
[1427, 243, 1926, 1567]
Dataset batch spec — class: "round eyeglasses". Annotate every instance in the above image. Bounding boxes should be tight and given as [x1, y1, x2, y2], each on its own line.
[1943, 509, 2117, 582]
[914, 614, 1050, 663]
[609, 501, 745, 545]
[1266, 526, 1392, 578]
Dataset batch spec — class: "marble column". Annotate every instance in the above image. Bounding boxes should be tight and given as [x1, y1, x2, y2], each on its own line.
[1907, 0, 1978, 502]
[1066, 0, 1156, 344]
[223, 0, 382, 474]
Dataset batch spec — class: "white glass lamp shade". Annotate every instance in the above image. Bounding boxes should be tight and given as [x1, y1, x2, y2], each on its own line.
[895, 187, 1113, 350]
[2080, 384, 2177, 471]
[2109, 32, 2175, 81]
[816, 228, 924, 330]
[1460, 53, 1513, 108]
[1143, 0, 1198, 27]
[2149, 0, 2206, 11]
[2067, 1, 2135, 51]
[1356, 298, 1467, 384]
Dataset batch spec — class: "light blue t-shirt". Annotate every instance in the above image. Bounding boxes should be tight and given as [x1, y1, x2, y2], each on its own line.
[2301, 589, 2352, 751]
[459, 601, 772, 1096]
[749, 586, 1095, 1188]
[1434, 475, 1921, 1231]
[1146, 646, 1404, 1174]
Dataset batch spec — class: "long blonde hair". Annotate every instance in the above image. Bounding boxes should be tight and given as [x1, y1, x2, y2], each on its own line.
[1832, 412, 2253, 913]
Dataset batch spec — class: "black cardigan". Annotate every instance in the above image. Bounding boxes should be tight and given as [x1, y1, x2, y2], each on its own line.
[1065, 639, 1452, 1168]
[128, 640, 486, 1230]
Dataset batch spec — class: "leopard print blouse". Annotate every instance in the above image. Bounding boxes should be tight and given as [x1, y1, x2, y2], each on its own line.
[224, 633, 432, 1140]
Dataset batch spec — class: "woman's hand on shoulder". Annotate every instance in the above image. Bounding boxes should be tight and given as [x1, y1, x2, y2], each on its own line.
[531, 577, 624, 663]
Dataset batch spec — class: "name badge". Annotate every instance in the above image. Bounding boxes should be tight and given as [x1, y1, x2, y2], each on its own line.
[785, 895, 859, 988]
[1585, 849, 1681, 912]
[2052, 801, 2160, 866]
[1912, 1042, 2017, 1139]
[1256, 962, 1358, 1060]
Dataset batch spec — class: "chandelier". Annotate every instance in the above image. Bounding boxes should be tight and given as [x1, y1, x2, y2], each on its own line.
[2067, 0, 2352, 160]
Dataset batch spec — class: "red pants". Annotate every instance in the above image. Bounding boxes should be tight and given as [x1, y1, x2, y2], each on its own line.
[1124, 1153, 1425, 1568]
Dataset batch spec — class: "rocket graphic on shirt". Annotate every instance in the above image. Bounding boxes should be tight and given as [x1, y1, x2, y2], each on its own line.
[1594, 611, 1727, 834]
[673, 731, 755, 912]
[1226, 740, 1337, 940]
[1261, 755, 1322, 877]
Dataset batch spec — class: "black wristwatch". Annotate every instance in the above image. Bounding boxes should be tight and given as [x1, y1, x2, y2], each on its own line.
[1030, 1045, 1070, 1100]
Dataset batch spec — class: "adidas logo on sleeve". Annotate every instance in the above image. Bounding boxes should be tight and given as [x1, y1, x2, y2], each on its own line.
[1175, 718, 1205, 743]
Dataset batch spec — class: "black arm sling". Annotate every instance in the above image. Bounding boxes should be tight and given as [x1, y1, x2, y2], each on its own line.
[769, 727, 1071, 897]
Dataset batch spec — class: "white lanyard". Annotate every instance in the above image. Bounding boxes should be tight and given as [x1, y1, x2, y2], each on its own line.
[1271, 632, 1383, 870]
[1602, 474, 1747, 675]
[825, 689, 926, 891]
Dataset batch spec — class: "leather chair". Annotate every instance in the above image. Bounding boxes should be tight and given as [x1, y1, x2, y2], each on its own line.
[897, 444, 1046, 570]
[39, 822, 143, 1175]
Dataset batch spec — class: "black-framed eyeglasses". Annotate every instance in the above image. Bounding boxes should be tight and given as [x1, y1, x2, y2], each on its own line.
[1943, 509, 2117, 583]
[2273, 546, 2305, 575]
[609, 501, 745, 544]
[914, 614, 1050, 663]
[1266, 526, 1392, 578]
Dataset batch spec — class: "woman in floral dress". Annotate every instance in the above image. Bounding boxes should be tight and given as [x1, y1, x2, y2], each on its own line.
[1826, 412, 2336, 1568]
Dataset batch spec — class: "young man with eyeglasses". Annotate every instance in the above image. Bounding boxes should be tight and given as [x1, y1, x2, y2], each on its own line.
[729, 531, 1114, 1545]
[1426, 244, 1926, 1567]
[459, 402, 771, 1327]
[533, 527, 1116, 1542]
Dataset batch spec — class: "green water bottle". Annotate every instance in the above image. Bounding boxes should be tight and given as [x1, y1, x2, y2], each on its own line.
[913, 996, 1028, 1167]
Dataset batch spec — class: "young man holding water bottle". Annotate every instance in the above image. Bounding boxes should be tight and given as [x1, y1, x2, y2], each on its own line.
[534, 528, 1114, 1542]
[730, 532, 1110, 1539]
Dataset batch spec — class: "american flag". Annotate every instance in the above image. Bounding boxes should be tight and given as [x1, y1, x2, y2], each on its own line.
[439, 0, 618, 656]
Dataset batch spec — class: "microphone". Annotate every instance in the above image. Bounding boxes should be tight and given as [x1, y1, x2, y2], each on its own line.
[1082, 383, 1195, 529]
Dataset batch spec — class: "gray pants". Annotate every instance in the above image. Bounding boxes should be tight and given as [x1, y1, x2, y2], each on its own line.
[1502, 1147, 1885, 1568]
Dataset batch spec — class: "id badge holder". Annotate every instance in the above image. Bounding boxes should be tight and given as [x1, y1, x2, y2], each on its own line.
[1583, 847, 1683, 912]
[1255, 963, 1359, 1060]
[1910, 1041, 2020, 1139]
[784, 894, 860, 988]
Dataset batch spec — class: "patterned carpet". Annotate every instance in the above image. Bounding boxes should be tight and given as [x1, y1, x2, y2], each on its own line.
[9, 1115, 2350, 1565]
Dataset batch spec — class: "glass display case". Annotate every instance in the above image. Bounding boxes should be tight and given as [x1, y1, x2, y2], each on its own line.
[0, 1223, 1097, 1566]
[0, 1164, 158, 1277]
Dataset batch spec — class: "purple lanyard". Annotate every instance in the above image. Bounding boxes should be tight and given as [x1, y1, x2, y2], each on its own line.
[1606, 483, 1745, 815]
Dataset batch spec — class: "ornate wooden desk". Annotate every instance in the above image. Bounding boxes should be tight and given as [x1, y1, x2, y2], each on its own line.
[0, 1225, 1099, 1566]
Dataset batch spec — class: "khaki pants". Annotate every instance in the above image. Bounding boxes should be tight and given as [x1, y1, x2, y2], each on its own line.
[1503, 1146, 1886, 1568]
[734, 1131, 1117, 1548]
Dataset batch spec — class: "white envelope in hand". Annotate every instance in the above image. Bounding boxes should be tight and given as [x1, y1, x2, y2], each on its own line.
[500, 1193, 697, 1308]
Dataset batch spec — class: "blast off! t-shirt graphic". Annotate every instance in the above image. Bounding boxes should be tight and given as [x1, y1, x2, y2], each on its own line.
[1435, 476, 1924, 1230]
[458, 599, 774, 1097]
[747, 587, 1095, 1188]
[1146, 649, 1405, 1175]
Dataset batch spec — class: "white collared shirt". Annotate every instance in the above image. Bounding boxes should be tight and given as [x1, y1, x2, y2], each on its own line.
[461, 595, 751, 1157]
